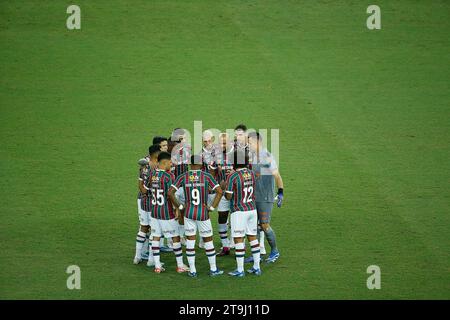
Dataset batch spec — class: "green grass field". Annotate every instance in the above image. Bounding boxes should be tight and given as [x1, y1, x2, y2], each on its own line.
[1, 0, 449, 299]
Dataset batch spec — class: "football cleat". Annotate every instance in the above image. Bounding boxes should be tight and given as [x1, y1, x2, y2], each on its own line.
[176, 265, 190, 273]
[187, 271, 198, 278]
[154, 267, 165, 273]
[133, 257, 142, 265]
[247, 267, 262, 276]
[228, 269, 245, 277]
[265, 251, 280, 263]
[209, 269, 224, 277]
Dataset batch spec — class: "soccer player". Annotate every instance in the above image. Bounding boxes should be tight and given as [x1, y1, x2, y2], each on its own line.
[154, 135, 173, 252]
[225, 150, 261, 277]
[201, 130, 219, 173]
[200, 129, 221, 249]
[247, 132, 284, 264]
[234, 124, 249, 152]
[153, 136, 169, 152]
[170, 128, 190, 179]
[215, 133, 235, 256]
[134, 144, 161, 265]
[169, 154, 224, 277]
[170, 129, 191, 246]
[233, 124, 256, 250]
[141, 151, 189, 274]
[169, 155, 223, 277]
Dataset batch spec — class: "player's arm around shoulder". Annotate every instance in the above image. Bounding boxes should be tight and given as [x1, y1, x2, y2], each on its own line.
[224, 173, 234, 201]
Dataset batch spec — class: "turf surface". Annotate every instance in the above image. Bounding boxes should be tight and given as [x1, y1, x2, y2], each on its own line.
[0, 0, 449, 299]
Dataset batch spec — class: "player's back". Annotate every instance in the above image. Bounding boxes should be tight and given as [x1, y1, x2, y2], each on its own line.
[148, 169, 175, 220]
[174, 170, 219, 221]
[226, 168, 256, 212]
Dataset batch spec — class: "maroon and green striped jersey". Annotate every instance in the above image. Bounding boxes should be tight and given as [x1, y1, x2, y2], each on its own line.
[216, 146, 235, 183]
[171, 163, 189, 180]
[138, 164, 152, 212]
[225, 168, 256, 212]
[172, 170, 220, 221]
[137, 156, 150, 200]
[171, 143, 190, 179]
[145, 169, 175, 220]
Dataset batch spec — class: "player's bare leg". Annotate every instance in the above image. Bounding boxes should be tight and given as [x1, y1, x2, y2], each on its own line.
[185, 235, 197, 277]
[134, 225, 149, 264]
[217, 211, 230, 256]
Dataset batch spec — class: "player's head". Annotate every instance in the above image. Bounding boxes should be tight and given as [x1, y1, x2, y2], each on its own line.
[247, 131, 261, 152]
[202, 130, 215, 150]
[171, 128, 186, 144]
[190, 154, 203, 170]
[234, 124, 247, 146]
[219, 132, 230, 151]
[148, 144, 161, 161]
[157, 151, 172, 170]
[153, 136, 168, 152]
[234, 150, 249, 169]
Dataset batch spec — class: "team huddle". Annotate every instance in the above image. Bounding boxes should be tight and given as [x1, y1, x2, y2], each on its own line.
[134, 125, 284, 277]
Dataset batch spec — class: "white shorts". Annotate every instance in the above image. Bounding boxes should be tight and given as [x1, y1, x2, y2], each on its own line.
[150, 217, 180, 238]
[184, 218, 213, 238]
[137, 199, 150, 226]
[230, 209, 258, 238]
[175, 188, 185, 204]
[207, 194, 230, 212]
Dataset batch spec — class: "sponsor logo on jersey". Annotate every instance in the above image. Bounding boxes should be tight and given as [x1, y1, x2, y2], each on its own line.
[189, 173, 199, 182]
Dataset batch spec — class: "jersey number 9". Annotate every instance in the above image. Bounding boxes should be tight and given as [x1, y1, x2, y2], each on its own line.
[191, 189, 200, 206]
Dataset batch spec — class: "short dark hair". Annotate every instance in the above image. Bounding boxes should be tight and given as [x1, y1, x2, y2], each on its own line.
[157, 151, 171, 162]
[247, 131, 262, 141]
[148, 144, 161, 157]
[234, 150, 249, 169]
[234, 124, 247, 132]
[152, 136, 168, 145]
